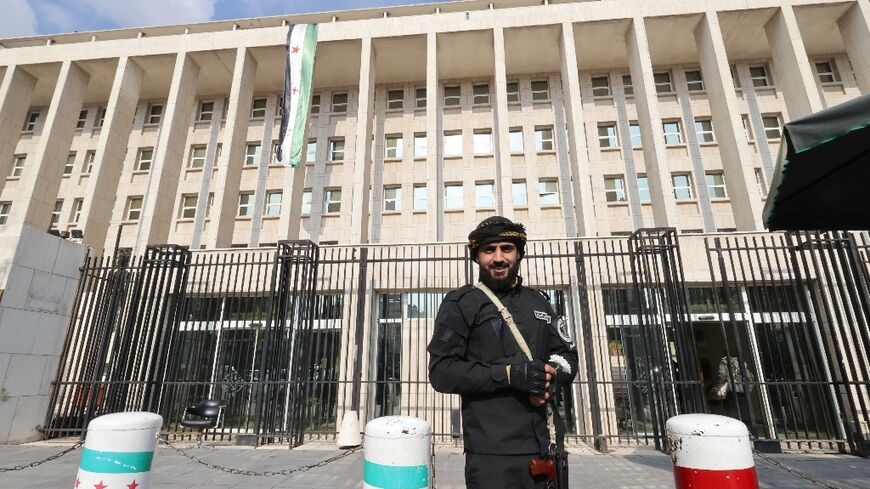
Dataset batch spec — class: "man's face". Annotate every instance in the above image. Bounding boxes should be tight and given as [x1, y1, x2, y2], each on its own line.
[476, 241, 521, 291]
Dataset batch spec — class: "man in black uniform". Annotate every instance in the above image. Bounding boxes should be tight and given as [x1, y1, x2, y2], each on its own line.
[428, 216, 579, 489]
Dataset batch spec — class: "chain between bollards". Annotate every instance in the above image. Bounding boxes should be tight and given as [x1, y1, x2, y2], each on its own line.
[0, 441, 84, 472]
[158, 437, 362, 477]
[753, 450, 843, 489]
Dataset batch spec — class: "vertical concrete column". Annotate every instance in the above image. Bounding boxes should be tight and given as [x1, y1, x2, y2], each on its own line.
[135, 53, 199, 253]
[250, 95, 278, 246]
[559, 21, 595, 236]
[696, 12, 764, 231]
[837, 1, 870, 94]
[673, 69, 715, 233]
[626, 17, 679, 228]
[764, 5, 824, 119]
[206, 47, 257, 248]
[79, 57, 144, 252]
[0, 66, 36, 193]
[11, 61, 89, 231]
[349, 37, 375, 245]
[425, 31, 442, 241]
[492, 27, 513, 218]
[190, 98, 224, 249]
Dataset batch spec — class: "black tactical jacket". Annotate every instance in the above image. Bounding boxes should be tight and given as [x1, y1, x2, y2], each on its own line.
[427, 280, 579, 455]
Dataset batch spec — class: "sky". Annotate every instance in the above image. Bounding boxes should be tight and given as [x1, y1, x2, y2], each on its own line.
[0, 0, 451, 39]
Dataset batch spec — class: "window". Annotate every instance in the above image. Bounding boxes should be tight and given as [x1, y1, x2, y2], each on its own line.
[189, 146, 207, 168]
[706, 171, 727, 199]
[604, 176, 626, 202]
[762, 114, 782, 139]
[535, 126, 554, 151]
[83, 150, 96, 174]
[50, 200, 63, 229]
[415, 87, 426, 108]
[198, 101, 214, 121]
[329, 138, 345, 161]
[0, 203, 11, 225]
[444, 183, 463, 209]
[413, 184, 427, 210]
[443, 131, 462, 157]
[264, 191, 282, 216]
[694, 119, 714, 143]
[385, 135, 403, 159]
[672, 174, 693, 200]
[301, 189, 312, 214]
[324, 188, 342, 213]
[591, 75, 611, 97]
[136, 148, 153, 171]
[251, 97, 267, 118]
[472, 84, 490, 105]
[76, 110, 88, 129]
[179, 194, 197, 219]
[23, 111, 39, 132]
[414, 133, 427, 158]
[271, 140, 281, 164]
[387, 89, 404, 110]
[662, 120, 682, 145]
[71, 198, 83, 224]
[146, 104, 163, 124]
[237, 192, 254, 217]
[332, 92, 348, 113]
[11, 155, 25, 177]
[473, 130, 492, 155]
[654, 71, 673, 93]
[306, 140, 317, 163]
[384, 186, 401, 211]
[245, 143, 261, 166]
[475, 182, 494, 208]
[310, 94, 320, 114]
[64, 153, 76, 175]
[637, 175, 651, 203]
[598, 123, 618, 148]
[815, 61, 838, 84]
[531, 80, 550, 101]
[509, 128, 524, 153]
[685, 70, 704, 91]
[444, 85, 460, 107]
[754, 168, 767, 195]
[539, 179, 559, 205]
[730, 65, 741, 89]
[749, 65, 770, 87]
[506, 81, 519, 103]
[741, 115, 753, 141]
[622, 74, 633, 96]
[629, 123, 642, 148]
[512, 180, 527, 206]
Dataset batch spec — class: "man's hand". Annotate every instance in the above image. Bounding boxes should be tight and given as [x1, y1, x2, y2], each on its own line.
[508, 360, 548, 394]
[528, 364, 556, 406]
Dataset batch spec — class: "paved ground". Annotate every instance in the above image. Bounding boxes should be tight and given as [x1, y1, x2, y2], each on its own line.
[1, 440, 869, 488]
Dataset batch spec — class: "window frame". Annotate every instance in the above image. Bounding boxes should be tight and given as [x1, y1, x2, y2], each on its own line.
[815, 60, 838, 84]
[671, 173, 694, 200]
[654, 71, 674, 94]
[386, 89, 404, 110]
[64, 152, 76, 176]
[415, 87, 426, 108]
[597, 123, 618, 148]
[76, 109, 88, 129]
[83, 150, 96, 174]
[622, 74, 633, 96]
[662, 120, 683, 145]
[385, 134, 403, 159]
[310, 94, 320, 114]
[11, 154, 26, 177]
[506, 81, 520, 103]
[331, 92, 348, 113]
[413, 184, 427, 211]
[629, 123, 642, 148]
[694, 119, 715, 144]
[512, 180, 528, 206]
[178, 194, 198, 219]
[538, 179, 559, 205]
[197, 100, 215, 122]
[604, 176, 627, 203]
[705, 171, 727, 199]
[475, 181, 495, 208]
[136, 147, 153, 171]
[251, 97, 268, 118]
[329, 138, 345, 162]
[245, 143, 262, 167]
[444, 85, 461, 107]
[414, 133, 427, 159]
[23, 111, 39, 132]
[591, 75, 611, 97]
[762, 114, 782, 140]
[237, 192, 254, 217]
[306, 140, 317, 163]
[444, 183, 464, 210]
[50, 200, 63, 229]
[188, 145, 207, 169]
[473, 129, 493, 155]
[685, 70, 705, 92]
[324, 188, 342, 213]
[443, 131, 463, 157]
[472, 83, 490, 105]
[146, 103, 163, 125]
[301, 189, 313, 215]
[509, 128, 524, 153]
[749, 65, 771, 88]
[531, 80, 550, 101]
[383, 185, 401, 212]
[535, 126, 554, 152]
[637, 174, 651, 203]
[71, 198, 84, 224]
[0, 202, 11, 225]
[264, 190, 283, 216]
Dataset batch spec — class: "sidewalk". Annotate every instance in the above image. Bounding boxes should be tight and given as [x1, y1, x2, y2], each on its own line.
[1, 440, 869, 488]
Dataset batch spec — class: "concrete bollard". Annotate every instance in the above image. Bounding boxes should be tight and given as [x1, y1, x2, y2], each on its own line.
[75, 412, 163, 489]
[666, 414, 758, 489]
[364, 416, 431, 489]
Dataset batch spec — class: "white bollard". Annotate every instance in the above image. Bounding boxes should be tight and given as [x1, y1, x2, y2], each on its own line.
[75, 412, 163, 489]
[666, 414, 759, 489]
[364, 416, 431, 489]
[337, 410, 362, 448]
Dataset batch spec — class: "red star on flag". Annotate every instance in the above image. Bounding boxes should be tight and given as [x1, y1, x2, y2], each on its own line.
[75, 479, 81, 488]
[291, 45, 300, 53]
[127, 481, 139, 489]
[94, 481, 108, 489]
[292, 87, 298, 94]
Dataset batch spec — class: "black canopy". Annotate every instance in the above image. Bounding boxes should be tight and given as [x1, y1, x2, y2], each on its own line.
[762, 93, 870, 230]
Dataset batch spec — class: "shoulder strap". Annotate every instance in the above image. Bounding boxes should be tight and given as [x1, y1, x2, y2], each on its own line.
[475, 281, 533, 362]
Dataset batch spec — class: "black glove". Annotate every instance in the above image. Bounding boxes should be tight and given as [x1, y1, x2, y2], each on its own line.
[547, 364, 559, 398]
[509, 359, 547, 394]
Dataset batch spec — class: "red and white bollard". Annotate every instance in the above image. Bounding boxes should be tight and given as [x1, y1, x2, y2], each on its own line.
[666, 414, 758, 489]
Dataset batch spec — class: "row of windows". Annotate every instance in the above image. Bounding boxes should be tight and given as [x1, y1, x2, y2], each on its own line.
[603, 169, 767, 204]
[596, 113, 782, 149]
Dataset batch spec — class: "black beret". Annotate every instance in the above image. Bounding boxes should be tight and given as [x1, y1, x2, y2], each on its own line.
[467, 216, 527, 260]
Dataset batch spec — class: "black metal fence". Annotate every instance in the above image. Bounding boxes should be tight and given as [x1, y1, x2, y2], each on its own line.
[43, 230, 870, 455]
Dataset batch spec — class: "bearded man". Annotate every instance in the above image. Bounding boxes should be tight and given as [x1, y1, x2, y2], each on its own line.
[427, 216, 578, 489]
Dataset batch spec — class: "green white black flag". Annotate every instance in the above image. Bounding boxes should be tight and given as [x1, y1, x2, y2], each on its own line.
[277, 23, 318, 167]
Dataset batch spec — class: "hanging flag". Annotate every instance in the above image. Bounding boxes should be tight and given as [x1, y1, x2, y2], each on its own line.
[277, 23, 318, 167]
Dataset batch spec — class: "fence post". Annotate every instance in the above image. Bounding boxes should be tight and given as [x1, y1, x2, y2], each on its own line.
[574, 241, 605, 451]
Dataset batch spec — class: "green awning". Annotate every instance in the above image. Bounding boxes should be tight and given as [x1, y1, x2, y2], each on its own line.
[762, 93, 870, 230]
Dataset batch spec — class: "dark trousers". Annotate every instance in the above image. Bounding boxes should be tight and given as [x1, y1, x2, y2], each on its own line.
[465, 452, 549, 489]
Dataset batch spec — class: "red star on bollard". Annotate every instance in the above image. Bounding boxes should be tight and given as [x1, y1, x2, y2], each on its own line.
[94, 481, 108, 489]
[127, 480, 139, 489]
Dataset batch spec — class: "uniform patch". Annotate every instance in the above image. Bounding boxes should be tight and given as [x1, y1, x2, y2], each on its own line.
[534, 310, 551, 324]
[556, 316, 576, 350]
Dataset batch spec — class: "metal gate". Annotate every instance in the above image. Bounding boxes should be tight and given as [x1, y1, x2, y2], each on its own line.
[43, 241, 318, 446]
